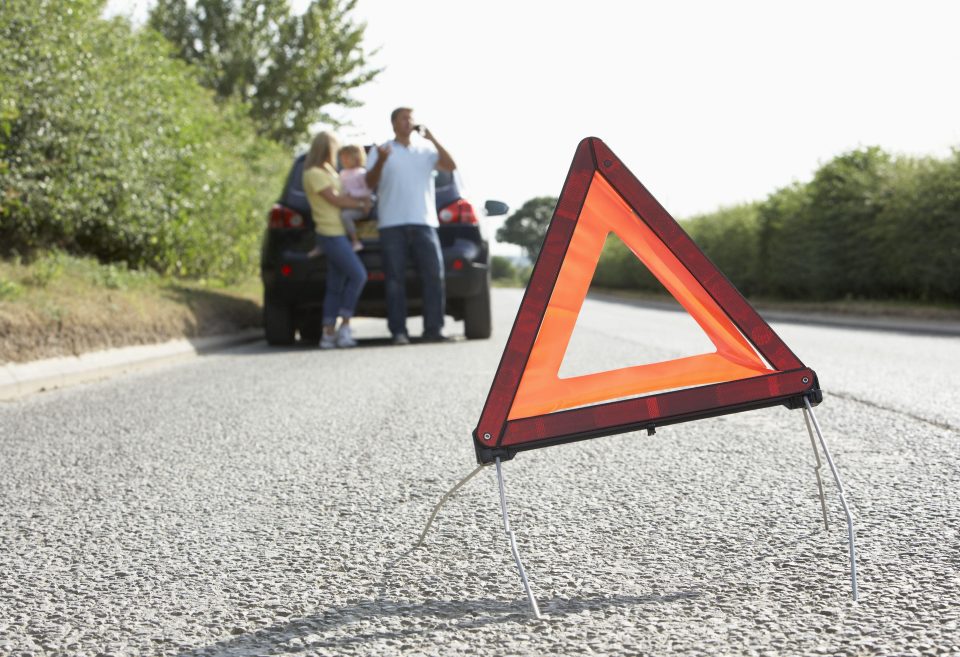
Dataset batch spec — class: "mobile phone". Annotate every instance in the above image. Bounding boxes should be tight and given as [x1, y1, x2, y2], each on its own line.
[413, 124, 426, 136]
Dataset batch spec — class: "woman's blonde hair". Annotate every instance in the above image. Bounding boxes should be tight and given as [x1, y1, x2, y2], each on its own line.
[304, 131, 339, 170]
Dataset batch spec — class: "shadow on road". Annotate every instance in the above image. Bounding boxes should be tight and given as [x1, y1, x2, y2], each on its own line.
[162, 285, 262, 335]
[235, 335, 463, 356]
[175, 590, 701, 656]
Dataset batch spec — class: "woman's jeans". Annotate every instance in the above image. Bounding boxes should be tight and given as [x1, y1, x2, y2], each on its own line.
[318, 235, 366, 326]
[378, 225, 445, 337]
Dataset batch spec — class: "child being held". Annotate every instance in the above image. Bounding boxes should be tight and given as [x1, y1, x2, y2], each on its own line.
[339, 144, 374, 252]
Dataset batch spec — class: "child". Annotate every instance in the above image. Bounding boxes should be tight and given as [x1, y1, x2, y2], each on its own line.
[338, 144, 374, 252]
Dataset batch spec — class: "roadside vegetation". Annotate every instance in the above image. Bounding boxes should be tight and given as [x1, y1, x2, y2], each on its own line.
[2, 2, 956, 364]
[0, 0, 376, 362]
[497, 147, 960, 306]
[0, 252, 260, 363]
[490, 256, 531, 288]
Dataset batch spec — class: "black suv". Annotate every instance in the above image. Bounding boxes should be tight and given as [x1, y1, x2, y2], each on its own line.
[260, 153, 508, 345]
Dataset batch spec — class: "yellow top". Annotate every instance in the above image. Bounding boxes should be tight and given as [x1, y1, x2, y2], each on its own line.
[303, 163, 345, 236]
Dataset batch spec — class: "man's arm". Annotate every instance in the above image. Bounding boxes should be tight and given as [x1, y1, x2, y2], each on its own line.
[365, 143, 391, 189]
[423, 128, 456, 172]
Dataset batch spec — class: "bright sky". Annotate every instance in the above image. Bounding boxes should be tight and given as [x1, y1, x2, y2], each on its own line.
[107, 0, 960, 256]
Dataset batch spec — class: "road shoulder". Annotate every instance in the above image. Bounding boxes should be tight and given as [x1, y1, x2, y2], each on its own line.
[0, 330, 262, 401]
[587, 290, 960, 337]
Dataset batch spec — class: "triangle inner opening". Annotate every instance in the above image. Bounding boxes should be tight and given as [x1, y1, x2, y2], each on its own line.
[507, 172, 774, 421]
[558, 231, 716, 379]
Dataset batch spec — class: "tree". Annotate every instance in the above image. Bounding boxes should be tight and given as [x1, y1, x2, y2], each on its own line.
[149, 0, 379, 146]
[495, 196, 557, 260]
[0, 0, 288, 279]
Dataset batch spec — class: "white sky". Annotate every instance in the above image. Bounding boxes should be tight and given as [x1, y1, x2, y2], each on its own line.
[106, 0, 960, 256]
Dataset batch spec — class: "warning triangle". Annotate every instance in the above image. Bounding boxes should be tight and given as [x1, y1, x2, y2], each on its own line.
[474, 138, 820, 464]
[557, 233, 711, 380]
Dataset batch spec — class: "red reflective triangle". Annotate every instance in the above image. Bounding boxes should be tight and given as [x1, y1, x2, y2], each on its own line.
[473, 138, 820, 464]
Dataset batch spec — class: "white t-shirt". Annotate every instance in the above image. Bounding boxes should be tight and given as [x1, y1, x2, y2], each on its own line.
[366, 138, 440, 229]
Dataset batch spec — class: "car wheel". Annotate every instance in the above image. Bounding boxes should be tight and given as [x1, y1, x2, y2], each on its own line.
[264, 298, 295, 345]
[298, 310, 322, 346]
[463, 275, 492, 340]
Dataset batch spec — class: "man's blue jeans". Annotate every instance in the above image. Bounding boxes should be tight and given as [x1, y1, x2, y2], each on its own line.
[379, 225, 445, 337]
[318, 235, 366, 326]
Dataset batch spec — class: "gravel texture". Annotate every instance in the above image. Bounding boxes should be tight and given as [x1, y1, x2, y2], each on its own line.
[1, 288, 958, 656]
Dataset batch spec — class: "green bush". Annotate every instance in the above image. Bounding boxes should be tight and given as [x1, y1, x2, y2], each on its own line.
[593, 234, 659, 292]
[24, 251, 64, 288]
[0, 0, 289, 281]
[589, 146, 958, 303]
[754, 147, 956, 302]
[684, 203, 761, 296]
[0, 277, 22, 300]
[517, 265, 533, 285]
[804, 147, 891, 298]
[491, 255, 518, 281]
[872, 152, 960, 300]
[756, 182, 817, 299]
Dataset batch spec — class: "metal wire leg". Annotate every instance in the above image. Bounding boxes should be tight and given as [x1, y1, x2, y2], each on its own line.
[803, 407, 830, 531]
[495, 457, 542, 618]
[803, 397, 859, 601]
[416, 464, 485, 547]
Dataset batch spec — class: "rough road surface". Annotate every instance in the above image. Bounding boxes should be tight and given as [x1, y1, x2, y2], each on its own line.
[1, 288, 958, 656]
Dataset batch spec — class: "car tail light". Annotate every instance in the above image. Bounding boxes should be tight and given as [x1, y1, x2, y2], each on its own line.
[268, 204, 305, 229]
[452, 259, 464, 271]
[438, 199, 478, 225]
[280, 264, 292, 276]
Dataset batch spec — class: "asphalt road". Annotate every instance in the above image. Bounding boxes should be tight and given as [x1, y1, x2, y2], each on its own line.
[1, 288, 958, 656]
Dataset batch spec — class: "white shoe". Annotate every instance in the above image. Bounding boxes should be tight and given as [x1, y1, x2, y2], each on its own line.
[320, 332, 337, 349]
[336, 325, 357, 348]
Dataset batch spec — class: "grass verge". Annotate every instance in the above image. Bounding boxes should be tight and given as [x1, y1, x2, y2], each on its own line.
[0, 253, 261, 364]
[5, 258, 957, 365]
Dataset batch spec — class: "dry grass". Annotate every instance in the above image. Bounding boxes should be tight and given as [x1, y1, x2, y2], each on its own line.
[0, 253, 261, 363]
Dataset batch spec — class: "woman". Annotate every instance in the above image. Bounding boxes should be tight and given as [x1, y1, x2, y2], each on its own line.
[302, 132, 372, 349]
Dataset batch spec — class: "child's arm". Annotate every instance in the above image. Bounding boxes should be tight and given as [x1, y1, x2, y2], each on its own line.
[319, 185, 371, 212]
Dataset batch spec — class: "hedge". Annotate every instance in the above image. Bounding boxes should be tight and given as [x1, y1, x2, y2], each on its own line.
[594, 147, 960, 303]
[0, 0, 290, 281]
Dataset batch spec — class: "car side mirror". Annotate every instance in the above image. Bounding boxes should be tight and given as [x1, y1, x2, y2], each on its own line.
[484, 200, 509, 217]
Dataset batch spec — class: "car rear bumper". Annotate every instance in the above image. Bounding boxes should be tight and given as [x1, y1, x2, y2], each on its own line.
[262, 237, 489, 315]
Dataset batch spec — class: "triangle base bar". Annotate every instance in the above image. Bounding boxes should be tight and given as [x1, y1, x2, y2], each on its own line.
[476, 370, 820, 464]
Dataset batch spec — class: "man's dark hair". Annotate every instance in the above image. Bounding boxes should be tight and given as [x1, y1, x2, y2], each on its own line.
[390, 107, 413, 123]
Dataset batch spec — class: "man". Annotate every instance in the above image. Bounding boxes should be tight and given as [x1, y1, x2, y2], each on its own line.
[366, 107, 457, 345]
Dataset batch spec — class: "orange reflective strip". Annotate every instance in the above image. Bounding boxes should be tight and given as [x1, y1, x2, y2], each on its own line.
[508, 173, 771, 421]
[512, 353, 771, 418]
